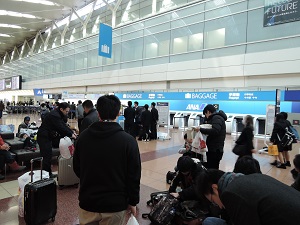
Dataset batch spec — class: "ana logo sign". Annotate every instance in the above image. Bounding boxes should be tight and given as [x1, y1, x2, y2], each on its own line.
[186, 103, 207, 111]
[122, 94, 142, 99]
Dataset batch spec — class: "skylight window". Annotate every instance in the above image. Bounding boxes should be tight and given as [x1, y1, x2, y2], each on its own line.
[13, 0, 57, 6]
[0, 34, 11, 37]
[0, 24, 23, 29]
[0, 10, 37, 19]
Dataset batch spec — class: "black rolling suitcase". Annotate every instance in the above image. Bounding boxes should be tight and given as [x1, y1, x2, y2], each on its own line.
[24, 157, 57, 225]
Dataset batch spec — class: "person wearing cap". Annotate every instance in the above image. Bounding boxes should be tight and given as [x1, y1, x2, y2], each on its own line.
[196, 169, 300, 225]
[17, 116, 31, 137]
[169, 156, 205, 201]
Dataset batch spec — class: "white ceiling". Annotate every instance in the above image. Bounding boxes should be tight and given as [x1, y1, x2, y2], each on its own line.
[0, 0, 96, 57]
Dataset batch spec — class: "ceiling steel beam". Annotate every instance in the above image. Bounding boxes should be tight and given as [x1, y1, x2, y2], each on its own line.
[83, 0, 97, 37]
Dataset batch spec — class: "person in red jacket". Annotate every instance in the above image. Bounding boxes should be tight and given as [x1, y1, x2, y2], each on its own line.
[0, 135, 26, 180]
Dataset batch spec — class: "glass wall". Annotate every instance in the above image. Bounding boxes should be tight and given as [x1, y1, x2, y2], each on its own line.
[0, 0, 300, 81]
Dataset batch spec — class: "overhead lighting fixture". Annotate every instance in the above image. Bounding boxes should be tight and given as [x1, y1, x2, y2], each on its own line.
[0, 10, 37, 19]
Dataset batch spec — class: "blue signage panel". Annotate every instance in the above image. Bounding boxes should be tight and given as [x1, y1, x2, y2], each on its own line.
[33, 89, 44, 96]
[284, 90, 300, 101]
[116, 91, 276, 101]
[99, 23, 112, 58]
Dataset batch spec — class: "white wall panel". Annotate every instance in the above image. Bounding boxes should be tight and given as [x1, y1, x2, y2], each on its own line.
[201, 55, 245, 68]
[167, 69, 201, 80]
[201, 65, 244, 78]
[245, 74, 300, 88]
[244, 60, 300, 76]
[167, 60, 200, 72]
[119, 75, 141, 83]
[141, 64, 168, 74]
[245, 47, 300, 64]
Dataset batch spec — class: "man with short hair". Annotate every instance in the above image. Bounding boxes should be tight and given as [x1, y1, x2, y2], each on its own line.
[124, 101, 135, 137]
[76, 100, 84, 131]
[17, 116, 31, 137]
[197, 170, 300, 225]
[150, 102, 159, 140]
[200, 104, 227, 169]
[80, 100, 99, 133]
[73, 95, 141, 225]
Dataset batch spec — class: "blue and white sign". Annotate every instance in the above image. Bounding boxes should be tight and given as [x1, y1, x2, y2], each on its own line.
[116, 91, 276, 101]
[33, 89, 44, 96]
[99, 23, 112, 58]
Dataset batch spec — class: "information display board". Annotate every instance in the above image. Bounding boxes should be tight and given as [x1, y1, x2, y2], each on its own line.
[157, 102, 169, 125]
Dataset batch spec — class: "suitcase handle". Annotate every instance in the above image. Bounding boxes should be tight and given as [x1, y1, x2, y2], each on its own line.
[30, 157, 43, 182]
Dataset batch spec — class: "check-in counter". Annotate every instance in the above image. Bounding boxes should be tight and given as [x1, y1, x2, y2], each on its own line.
[231, 115, 245, 134]
[254, 116, 266, 135]
[173, 112, 185, 128]
[225, 115, 234, 134]
[188, 113, 202, 127]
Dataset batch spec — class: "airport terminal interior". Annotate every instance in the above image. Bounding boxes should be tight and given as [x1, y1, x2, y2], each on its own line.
[0, 0, 300, 224]
[0, 113, 299, 225]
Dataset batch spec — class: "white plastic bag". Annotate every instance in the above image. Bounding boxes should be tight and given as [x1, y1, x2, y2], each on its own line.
[18, 170, 50, 217]
[126, 214, 139, 225]
[59, 136, 74, 159]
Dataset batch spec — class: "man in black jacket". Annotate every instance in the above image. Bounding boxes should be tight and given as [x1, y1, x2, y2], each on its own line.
[197, 170, 300, 225]
[80, 100, 99, 133]
[150, 102, 159, 140]
[200, 105, 227, 169]
[37, 102, 76, 178]
[141, 104, 152, 141]
[124, 101, 135, 137]
[73, 95, 141, 225]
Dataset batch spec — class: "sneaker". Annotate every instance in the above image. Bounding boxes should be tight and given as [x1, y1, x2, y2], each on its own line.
[276, 164, 286, 169]
[285, 161, 291, 167]
[270, 160, 278, 166]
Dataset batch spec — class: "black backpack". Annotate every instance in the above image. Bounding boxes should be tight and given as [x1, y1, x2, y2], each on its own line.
[277, 127, 294, 147]
[143, 194, 179, 225]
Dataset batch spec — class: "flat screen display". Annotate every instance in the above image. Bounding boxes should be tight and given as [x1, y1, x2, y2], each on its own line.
[5, 78, 11, 90]
[11, 75, 22, 90]
[0, 79, 5, 91]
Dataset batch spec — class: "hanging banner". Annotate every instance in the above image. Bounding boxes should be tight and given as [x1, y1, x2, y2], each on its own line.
[99, 23, 112, 58]
[264, 0, 300, 27]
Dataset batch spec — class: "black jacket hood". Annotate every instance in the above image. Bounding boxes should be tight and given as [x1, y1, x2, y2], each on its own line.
[86, 121, 123, 138]
[210, 110, 227, 121]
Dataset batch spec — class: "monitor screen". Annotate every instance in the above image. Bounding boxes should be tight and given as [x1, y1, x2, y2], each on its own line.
[0, 79, 5, 91]
[11, 75, 22, 90]
[5, 78, 11, 90]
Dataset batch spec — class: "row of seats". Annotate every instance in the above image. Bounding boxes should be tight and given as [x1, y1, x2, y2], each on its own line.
[1, 132, 60, 166]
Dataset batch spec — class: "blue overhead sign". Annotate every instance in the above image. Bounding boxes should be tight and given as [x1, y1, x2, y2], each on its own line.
[33, 89, 44, 96]
[99, 23, 112, 58]
[284, 90, 300, 101]
[116, 91, 276, 101]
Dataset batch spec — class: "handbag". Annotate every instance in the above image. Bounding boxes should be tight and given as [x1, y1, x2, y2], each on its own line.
[232, 144, 247, 156]
[268, 144, 279, 156]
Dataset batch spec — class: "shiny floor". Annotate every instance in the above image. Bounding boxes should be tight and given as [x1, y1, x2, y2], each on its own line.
[0, 113, 298, 225]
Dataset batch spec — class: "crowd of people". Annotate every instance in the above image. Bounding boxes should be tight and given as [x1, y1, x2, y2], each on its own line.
[0, 98, 300, 224]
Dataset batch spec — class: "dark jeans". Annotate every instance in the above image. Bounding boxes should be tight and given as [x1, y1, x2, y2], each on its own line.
[206, 150, 223, 169]
[124, 122, 135, 138]
[78, 118, 83, 131]
[37, 136, 53, 175]
[0, 110, 2, 118]
[150, 123, 157, 139]
[0, 150, 15, 165]
[142, 125, 150, 140]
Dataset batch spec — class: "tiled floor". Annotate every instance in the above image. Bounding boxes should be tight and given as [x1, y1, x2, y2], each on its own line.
[0, 113, 298, 224]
